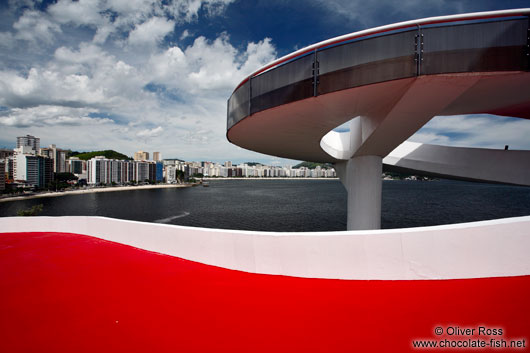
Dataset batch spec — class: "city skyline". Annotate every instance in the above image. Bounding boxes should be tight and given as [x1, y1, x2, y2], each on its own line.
[2, 133, 337, 193]
[1, 1, 529, 165]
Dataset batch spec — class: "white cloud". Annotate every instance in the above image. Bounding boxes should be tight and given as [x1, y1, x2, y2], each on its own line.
[0, 32, 16, 49]
[0, 0, 282, 162]
[0, 106, 113, 128]
[127, 17, 175, 47]
[148, 34, 276, 94]
[163, 0, 235, 22]
[48, 0, 103, 26]
[410, 115, 530, 150]
[13, 10, 61, 44]
[137, 126, 164, 138]
[46, 0, 235, 45]
[180, 29, 191, 40]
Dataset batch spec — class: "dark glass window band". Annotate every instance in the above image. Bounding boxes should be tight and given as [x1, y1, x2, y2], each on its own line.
[227, 17, 530, 131]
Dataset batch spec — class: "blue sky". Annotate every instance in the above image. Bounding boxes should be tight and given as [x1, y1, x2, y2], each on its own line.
[0, 0, 529, 165]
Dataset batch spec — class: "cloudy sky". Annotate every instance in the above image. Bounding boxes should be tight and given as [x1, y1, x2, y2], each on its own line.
[0, 0, 529, 164]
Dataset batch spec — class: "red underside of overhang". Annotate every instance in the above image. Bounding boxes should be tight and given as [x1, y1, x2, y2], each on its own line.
[1, 232, 529, 352]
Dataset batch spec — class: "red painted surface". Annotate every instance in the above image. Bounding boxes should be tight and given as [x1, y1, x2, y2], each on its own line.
[1, 232, 528, 352]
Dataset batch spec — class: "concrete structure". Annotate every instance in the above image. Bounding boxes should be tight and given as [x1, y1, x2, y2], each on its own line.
[153, 152, 161, 161]
[87, 157, 153, 185]
[16, 135, 40, 153]
[2, 10, 530, 351]
[40, 145, 66, 173]
[2, 216, 530, 280]
[227, 9, 530, 230]
[156, 162, 163, 182]
[13, 146, 36, 182]
[0, 148, 14, 160]
[13, 151, 53, 188]
[4, 157, 13, 181]
[2, 216, 528, 352]
[67, 157, 86, 180]
[134, 151, 149, 161]
[0, 160, 4, 191]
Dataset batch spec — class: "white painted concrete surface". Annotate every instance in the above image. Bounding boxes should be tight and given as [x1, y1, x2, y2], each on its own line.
[341, 156, 383, 230]
[384, 141, 530, 186]
[1, 216, 529, 280]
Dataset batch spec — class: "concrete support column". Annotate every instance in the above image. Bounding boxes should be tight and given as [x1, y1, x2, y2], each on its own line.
[345, 155, 383, 230]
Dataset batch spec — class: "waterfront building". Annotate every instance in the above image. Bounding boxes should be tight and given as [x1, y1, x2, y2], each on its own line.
[0, 160, 5, 191]
[136, 161, 149, 182]
[148, 162, 156, 182]
[16, 135, 40, 153]
[87, 156, 109, 185]
[67, 157, 85, 178]
[166, 165, 177, 183]
[41, 157, 54, 187]
[87, 157, 144, 185]
[14, 145, 36, 155]
[13, 151, 53, 188]
[156, 162, 163, 182]
[40, 145, 67, 173]
[13, 146, 34, 182]
[5, 157, 14, 181]
[0, 149, 14, 159]
[134, 151, 149, 161]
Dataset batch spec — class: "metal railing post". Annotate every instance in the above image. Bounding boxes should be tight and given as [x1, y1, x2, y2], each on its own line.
[415, 25, 424, 76]
[313, 50, 319, 96]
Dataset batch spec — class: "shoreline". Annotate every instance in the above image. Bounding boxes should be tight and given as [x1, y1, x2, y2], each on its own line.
[0, 184, 193, 203]
[202, 177, 339, 180]
[0, 177, 422, 203]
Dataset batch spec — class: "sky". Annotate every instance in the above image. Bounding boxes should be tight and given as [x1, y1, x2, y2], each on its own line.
[0, 0, 529, 165]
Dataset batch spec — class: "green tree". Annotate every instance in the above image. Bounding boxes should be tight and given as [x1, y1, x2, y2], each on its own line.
[74, 150, 132, 161]
[17, 204, 44, 216]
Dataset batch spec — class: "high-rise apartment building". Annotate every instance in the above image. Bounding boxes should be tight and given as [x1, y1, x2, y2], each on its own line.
[0, 160, 5, 191]
[40, 145, 66, 173]
[153, 152, 161, 162]
[134, 151, 149, 161]
[87, 156, 111, 185]
[0, 149, 14, 159]
[67, 157, 84, 174]
[67, 157, 86, 179]
[87, 157, 160, 185]
[5, 157, 14, 181]
[16, 135, 40, 153]
[156, 162, 163, 182]
[136, 161, 149, 182]
[13, 149, 53, 188]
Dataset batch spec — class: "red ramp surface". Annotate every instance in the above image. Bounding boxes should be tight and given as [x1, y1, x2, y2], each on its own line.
[1, 232, 528, 352]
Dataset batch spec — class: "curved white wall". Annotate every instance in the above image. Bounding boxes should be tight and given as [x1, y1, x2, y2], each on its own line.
[2, 216, 529, 280]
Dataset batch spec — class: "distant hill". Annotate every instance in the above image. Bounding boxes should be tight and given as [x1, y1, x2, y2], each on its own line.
[164, 158, 185, 162]
[293, 161, 333, 169]
[71, 150, 132, 161]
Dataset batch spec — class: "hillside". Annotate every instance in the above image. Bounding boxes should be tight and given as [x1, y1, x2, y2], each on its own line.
[71, 150, 132, 161]
[293, 161, 333, 169]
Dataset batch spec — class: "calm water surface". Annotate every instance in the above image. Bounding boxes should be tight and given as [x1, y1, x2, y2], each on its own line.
[1, 179, 529, 231]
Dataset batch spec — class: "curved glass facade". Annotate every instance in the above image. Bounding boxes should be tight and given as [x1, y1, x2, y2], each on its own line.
[228, 16, 529, 130]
